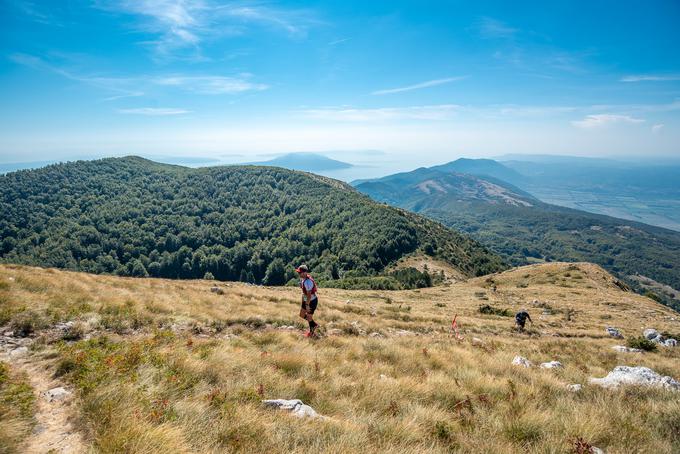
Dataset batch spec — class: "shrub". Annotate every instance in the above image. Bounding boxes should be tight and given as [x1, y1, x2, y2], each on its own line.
[9, 311, 45, 337]
[627, 336, 657, 351]
[478, 304, 511, 317]
[203, 272, 215, 280]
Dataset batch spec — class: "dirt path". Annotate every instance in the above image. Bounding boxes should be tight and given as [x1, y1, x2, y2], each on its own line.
[1, 336, 86, 454]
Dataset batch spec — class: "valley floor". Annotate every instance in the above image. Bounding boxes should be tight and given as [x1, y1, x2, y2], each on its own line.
[0, 263, 679, 453]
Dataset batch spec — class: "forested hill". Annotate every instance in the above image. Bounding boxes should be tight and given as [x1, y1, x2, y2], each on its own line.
[0, 157, 504, 284]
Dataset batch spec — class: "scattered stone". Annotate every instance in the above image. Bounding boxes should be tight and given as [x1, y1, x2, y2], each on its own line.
[590, 366, 680, 391]
[350, 321, 367, 336]
[643, 328, 661, 342]
[612, 345, 642, 353]
[9, 346, 29, 358]
[326, 328, 343, 336]
[44, 387, 71, 402]
[345, 300, 352, 305]
[566, 384, 582, 392]
[512, 356, 532, 368]
[605, 327, 623, 339]
[277, 325, 297, 330]
[471, 337, 484, 346]
[540, 361, 563, 369]
[642, 328, 677, 346]
[210, 286, 224, 295]
[368, 332, 384, 338]
[3, 331, 14, 337]
[664, 338, 678, 347]
[262, 399, 324, 419]
[391, 329, 417, 337]
[379, 374, 389, 380]
[53, 321, 74, 331]
[591, 448, 604, 454]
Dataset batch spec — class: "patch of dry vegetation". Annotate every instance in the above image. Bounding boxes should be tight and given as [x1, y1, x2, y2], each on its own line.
[0, 263, 679, 453]
[0, 361, 36, 453]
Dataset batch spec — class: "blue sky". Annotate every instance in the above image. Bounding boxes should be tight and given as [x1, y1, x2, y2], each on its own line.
[1, 0, 679, 167]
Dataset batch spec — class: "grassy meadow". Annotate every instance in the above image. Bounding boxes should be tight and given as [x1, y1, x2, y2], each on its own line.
[1, 262, 679, 453]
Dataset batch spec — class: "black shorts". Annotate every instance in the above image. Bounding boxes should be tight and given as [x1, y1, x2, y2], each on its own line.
[301, 297, 318, 314]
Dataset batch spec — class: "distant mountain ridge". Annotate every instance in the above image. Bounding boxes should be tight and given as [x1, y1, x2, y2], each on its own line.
[246, 153, 353, 172]
[354, 159, 680, 311]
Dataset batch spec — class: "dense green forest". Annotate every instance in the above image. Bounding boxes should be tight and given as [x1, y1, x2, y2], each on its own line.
[0, 157, 503, 285]
[355, 167, 680, 311]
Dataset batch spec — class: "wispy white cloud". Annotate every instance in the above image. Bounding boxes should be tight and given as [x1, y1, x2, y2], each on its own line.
[328, 37, 350, 46]
[153, 75, 268, 94]
[476, 17, 517, 39]
[297, 105, 460, 121]
[620, 74, 680, 82]
[9, 53, 268, 98]
[371, 77, 466, 95]
[652, 124, 664, 134]
[571, 114, 645, 129]
[117, 107, 190, 115]
[94, 0, 318, 58]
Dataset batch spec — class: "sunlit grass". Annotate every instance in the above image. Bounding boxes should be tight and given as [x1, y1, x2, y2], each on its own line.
[0, 263, 679, 453]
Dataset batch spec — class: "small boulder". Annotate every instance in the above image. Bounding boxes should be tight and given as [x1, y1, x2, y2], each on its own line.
[663, 338, 678, 347]
[44, 387, 71, 402]
[471, 337, 484, 346]
[512, 356, 532, 368]
[9, 346, 28, 358]
[566, 384, 582, 392]
[643, 328, 661, 342]
[368, 332, 384, 338]
[210, 286, 225, 295]
[540, 361, 563, 369]
[263, 399, 324, 419]
[326, 328, 343, 336]
[612, 345, 642, 353]
[590, 366, 680, 391]
[605, 327, 623, 339]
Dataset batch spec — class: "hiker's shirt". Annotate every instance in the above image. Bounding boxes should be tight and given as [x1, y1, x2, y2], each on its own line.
[301, 277, 317, 302]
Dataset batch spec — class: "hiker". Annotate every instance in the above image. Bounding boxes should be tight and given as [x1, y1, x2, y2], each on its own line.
[515, 309, 532, 332]
[296, 265, 319, 337]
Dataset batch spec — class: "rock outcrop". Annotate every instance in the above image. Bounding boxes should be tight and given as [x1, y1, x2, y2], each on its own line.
[590, 366, 680, 391]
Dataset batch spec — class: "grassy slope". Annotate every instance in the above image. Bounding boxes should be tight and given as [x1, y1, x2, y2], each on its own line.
[1, 264, 680, 453]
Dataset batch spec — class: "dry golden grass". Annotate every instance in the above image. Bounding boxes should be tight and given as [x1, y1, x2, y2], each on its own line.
[0, 262, 679, 453]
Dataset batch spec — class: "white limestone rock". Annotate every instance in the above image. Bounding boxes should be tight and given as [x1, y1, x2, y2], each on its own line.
[540, 361, 563, 369]
[590, 366, 680, 391]
[643, 328, 662, 342]
[512, 356, 532, 368]
[263, 399, 324, 419]
[566, 384, 582, 392]
[612, 345, 643, 353]
[605, 327, 623, 339]
[44, 387, 71, 402]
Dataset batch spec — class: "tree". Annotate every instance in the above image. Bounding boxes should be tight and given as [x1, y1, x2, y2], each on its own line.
[130, 259, 149, 277]
[263, 259, 286, 286]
